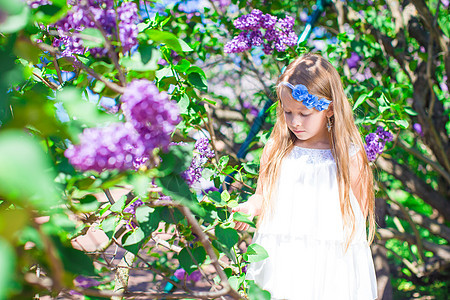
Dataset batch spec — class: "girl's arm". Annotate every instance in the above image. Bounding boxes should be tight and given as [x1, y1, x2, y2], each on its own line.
[350, 150, 369, 219]
[232, 140, 272, 231]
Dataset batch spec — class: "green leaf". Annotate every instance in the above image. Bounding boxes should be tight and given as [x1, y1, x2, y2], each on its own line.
[353, 93, 367, 111]
[81, 28, 105, 48]
[404, 107, 418, 116]
[52, 236, 96, 276]
[110, 195, 127, 213]
[215, 226, 239, 250]
[247, 280, 271, 300]
[158, 143, 194, 176]
[244, 244, 269, 263]
[0, 130, 58, 210]
[57, 87, 116, 126]
[178, 93, 190, 115]
[187, 72, 208, 92]
[101, 215, 118, 239]
[221, 190, 230, 202]
[155, 174, 204, 216]
[0, 4, 29, 34]
[74, 195, 100, 212]
[207, 191, 226, 206]
[178, 38, 193, 52]
[394, 119, 409, 129]
[145, 29, 185, 54]
[174, 59, 191, 73]
[177, 246, 206, 275]
[219, 156, 229, 168]
[0, 238, 15, 299]
[135, 205, 159, 237]
[131, 174, 150, 198]
[243, 162, 259, 175]
[122, 228, 145, 246]
[233, 212, 256, 228]
[121, 50, 160, 71]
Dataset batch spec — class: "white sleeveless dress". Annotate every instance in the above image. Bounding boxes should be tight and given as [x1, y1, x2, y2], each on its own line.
[246, 145, 377, 300]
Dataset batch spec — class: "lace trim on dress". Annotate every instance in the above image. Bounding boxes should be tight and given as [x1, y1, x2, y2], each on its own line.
[288, 143, 360, 164]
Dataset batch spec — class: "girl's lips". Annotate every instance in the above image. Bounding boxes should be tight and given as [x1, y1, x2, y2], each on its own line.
[293, 130, 305, 134]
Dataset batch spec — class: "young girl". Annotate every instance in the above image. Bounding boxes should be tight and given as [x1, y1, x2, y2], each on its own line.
[233, 53, 378, 299]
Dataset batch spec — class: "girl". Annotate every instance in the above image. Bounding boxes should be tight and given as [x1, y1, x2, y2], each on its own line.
[233, 53, 378, 299]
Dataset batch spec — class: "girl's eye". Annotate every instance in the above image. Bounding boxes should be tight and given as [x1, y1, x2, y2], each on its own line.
[301, 113, 311, 117]
[284, 111, 291, 115]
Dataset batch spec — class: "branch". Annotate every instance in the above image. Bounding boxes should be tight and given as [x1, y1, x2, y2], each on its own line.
[377, 228, 450, 262]
[178, 206, 242, 299]
[410, 0, 449, 53]
[387, 201, 450, 242]
[376, 156, 450, 221]
[398, 138, 450, 185]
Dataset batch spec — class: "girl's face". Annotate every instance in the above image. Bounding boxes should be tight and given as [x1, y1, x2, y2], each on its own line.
[280, 88, 333, 148]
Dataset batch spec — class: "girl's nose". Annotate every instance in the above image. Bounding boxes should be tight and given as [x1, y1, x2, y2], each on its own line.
[292, 115, 303, 126]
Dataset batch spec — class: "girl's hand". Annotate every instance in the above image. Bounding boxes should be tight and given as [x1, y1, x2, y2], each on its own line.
[232, 202, 257, 231]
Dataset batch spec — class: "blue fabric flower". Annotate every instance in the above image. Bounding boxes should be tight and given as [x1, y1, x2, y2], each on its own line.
[314, 98, 332, 111]
[291, 84, 309, 100]
[279, 81, 332, 111]
[301, 94, 317, 109]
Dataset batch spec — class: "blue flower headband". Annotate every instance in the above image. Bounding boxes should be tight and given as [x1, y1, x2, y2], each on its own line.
[279, 82, 331, 111]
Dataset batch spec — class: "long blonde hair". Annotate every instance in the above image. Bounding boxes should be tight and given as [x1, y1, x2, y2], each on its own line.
[259, 53, 375, 249]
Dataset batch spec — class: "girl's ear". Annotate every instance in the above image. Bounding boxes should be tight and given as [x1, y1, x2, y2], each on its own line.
[326, 102, 334, 118]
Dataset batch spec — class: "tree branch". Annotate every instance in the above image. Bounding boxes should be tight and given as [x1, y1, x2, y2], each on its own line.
[376, 156, 450, 221]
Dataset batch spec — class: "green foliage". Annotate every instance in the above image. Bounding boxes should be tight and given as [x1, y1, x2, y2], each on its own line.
[0, 0, 448, 298]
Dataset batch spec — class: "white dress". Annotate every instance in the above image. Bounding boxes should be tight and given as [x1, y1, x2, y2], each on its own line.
[246, 145, 378, 300]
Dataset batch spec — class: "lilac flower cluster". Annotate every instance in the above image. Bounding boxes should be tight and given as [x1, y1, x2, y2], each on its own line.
[65, 123, 147, 172]
[123, 198, 144, 215]
[182, 138, 215, 186]
[69, 275, 100, 295]
[121, 80, 181, 152]
[52, 0, 139, 57]
[174, 268, 202, 282]
[65, 80, 181, 172]
[364, 126, 394, 162]
[224, 9, 297, 55]
[123, 198, 144, 230]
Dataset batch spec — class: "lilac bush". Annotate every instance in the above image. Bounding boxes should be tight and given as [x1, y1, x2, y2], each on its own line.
[224, 9, 297, 54]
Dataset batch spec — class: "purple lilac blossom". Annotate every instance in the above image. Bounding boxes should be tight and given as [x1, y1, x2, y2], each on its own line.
[52, 0, 139, 57]
[225, 9, 298, 54]
[413, 123, 423, 136]
[182, 138, 215, 186]
[74, 275, 100, 288]
[123, 199, 144, 214]
[441, 0, 449, 8]
[121, 80, 181, 152]
[364, 127, 393, 162]
[65, 80, 180, 172]
[174, 268, 202, 282]
[64, 123, 148, 172]
[347, 52, 361, 69]
[440, 75, 448, 92]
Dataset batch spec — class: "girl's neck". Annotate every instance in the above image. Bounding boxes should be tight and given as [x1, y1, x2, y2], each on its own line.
[293, 138, 331, 150]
